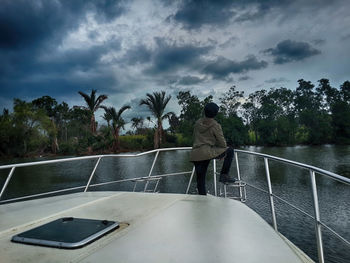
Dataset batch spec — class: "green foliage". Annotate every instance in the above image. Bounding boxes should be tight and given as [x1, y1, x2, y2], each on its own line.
[332, 101, 350, 144]
[164, 133, 177, 144]
[175, 91, 212, 139]
[219, 85, 244, 117]
[119, 134, 153, 150]
[216, 113, 248, 146]
[175, 133, 192, 146]
[78, 89, 108, 134]
[243, 87, 297, 145]
[295, 125, 309, 144]
[101, 105, 131, 151]
[4, 99, 53, 156]
[248, 130, 256, 144]
[131, 117, 144, 133]
[177, 91, 203, 123]
[59, 139, 78, 155]
[275, 116, 297, 146]
[1, 78, 350, 159]
[139, 91, 173, 148]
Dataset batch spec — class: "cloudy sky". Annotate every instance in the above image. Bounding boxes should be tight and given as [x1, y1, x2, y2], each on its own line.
[1, 0, 350, 124]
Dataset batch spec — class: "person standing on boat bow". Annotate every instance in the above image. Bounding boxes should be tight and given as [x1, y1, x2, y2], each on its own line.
[190, 102, 236, 195]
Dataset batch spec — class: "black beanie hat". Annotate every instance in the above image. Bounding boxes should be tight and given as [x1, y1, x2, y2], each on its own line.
[204, 102, 219, 118]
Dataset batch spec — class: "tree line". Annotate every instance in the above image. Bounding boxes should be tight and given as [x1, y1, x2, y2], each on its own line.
[0, 78, 349, 158]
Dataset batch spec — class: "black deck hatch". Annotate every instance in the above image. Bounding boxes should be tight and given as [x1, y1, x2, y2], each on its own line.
[11, 217, 119, 249]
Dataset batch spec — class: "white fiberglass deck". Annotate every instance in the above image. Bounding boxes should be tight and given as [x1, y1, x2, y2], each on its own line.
[0, 192, 311, 263]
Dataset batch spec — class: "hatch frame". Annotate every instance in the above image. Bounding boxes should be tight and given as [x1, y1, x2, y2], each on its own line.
[11, 217, 119, 249]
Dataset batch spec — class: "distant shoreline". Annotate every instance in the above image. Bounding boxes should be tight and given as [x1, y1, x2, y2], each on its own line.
[1, 143, 348, 164]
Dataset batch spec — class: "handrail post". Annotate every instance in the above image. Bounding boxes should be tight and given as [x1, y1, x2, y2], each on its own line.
[234, 151, 244, 200]
[144, 150, 159, 191]
[310, 170, 325, 263]
[186, 166, 195, 194]
[213, 159, 217, 196]
[264, 158, 278, 231]
[84, 157, 102, 192]
[234, 151, 241, 180]
[0, 167, 16, 200]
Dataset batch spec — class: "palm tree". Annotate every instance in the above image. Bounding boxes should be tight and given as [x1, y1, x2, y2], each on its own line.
[131, 117, 144, 133]
[78, 89, 108, 134]
[140, 91, 173, 148]
[101, 105, 131, 151]
[103, 111, 112, 128]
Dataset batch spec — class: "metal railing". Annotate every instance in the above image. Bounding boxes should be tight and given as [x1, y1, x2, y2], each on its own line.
[1, 147, 349, 263]
[234, 149, 350, 263]
[0, 147, 193, 204]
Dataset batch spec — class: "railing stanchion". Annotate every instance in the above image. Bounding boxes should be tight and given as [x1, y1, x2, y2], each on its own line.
[234, 151, 243, 200]
[264, 157, 278, 231]
[186, 166, 195, 194]
[213, 159, 217, 196]
[310, 170, 325, 263]
[84, 157, 102, 192]
[144, 150, 159, 191]
[0, 167, 16, 200]
[234, 151, 241, 180]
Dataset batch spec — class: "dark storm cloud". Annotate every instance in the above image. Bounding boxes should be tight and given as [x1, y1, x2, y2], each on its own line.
[0, 1, 67, 50]
[203, 55, 268, 79]
[122, 45, 152, 65]
[169, 0, 235, 29]
[144, 38, 213, 74]
[0, 0, 126, 50]
[39, 41, 121, 74]
[0, 39, 121, 91]
[168, 0, 293, 29]
[0, 0, 127, 100]
[0, 68, 119, 102]
[178, 75, 204, 85]
[264, 77, 289, 83]
[263, 40, 321, 64]
[93, 0, 127, 22]
[168, 0, 342, 29]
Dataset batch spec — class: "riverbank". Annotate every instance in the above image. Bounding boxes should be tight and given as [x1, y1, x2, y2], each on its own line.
[2, 143, 350, 171]
[0, 148, 141, 164]
[2, 142, 349, 163]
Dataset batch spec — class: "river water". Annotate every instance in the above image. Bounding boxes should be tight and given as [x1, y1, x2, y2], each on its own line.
[0, 145, 349, 263]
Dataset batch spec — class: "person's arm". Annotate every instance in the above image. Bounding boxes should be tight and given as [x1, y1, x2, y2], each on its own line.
[213, 124, 227, 148]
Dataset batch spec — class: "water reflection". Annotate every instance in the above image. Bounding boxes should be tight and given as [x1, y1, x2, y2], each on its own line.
[237, 145, 350, 263]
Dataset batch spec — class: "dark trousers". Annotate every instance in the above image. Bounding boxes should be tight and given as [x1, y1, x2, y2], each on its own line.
[193, 147, 234, 195]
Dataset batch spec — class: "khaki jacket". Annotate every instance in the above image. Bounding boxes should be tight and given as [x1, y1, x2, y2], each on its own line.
[189, 117, 227, 162]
